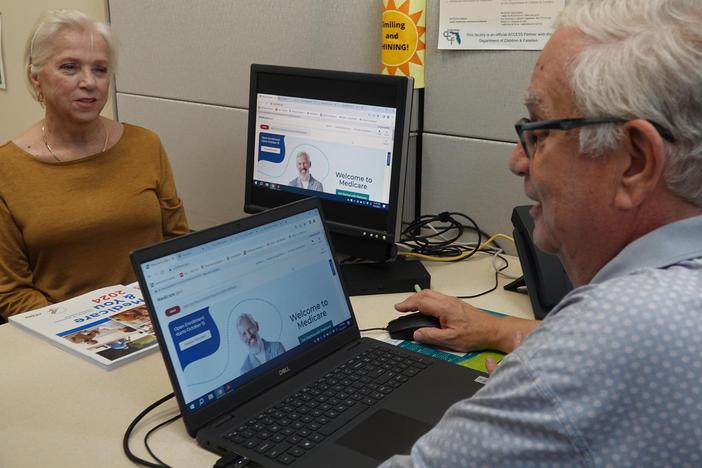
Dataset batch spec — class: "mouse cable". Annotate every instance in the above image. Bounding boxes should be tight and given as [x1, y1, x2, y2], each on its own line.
[123, 392, 177, 468]
[456, 251, 510, 299]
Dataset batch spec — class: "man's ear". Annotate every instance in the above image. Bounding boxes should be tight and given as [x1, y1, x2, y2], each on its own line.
[614, 120, 667, 210]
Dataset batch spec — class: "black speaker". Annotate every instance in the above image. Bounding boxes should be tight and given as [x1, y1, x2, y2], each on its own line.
[509, 205, 573, 319]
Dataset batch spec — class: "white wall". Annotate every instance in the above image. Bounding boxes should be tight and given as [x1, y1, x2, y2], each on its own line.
[0, 0, 113, 143]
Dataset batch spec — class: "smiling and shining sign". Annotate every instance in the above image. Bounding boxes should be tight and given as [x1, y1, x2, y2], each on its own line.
[382, 0, 426, 88]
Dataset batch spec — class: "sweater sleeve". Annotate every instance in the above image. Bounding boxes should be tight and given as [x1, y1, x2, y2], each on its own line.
[157, 143, 189, 239]
[0, 197, 50, 319]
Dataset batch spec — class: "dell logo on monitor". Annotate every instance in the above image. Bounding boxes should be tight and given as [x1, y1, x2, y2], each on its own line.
[278, 366, 291, 376]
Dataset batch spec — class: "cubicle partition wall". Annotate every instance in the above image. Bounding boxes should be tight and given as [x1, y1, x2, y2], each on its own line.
[109, 0, 532, 254]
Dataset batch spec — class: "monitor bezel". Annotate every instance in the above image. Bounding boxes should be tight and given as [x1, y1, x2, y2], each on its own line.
[244, 64, 413, 251]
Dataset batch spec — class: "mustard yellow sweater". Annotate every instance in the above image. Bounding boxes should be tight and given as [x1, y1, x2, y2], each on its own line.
[0, 124, 189, 319]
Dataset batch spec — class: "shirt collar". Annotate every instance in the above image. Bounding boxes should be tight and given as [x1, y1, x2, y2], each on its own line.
[592, 214, 702, 284]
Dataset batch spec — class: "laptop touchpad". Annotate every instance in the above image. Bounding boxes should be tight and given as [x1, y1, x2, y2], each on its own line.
[336, 409, 432, 461]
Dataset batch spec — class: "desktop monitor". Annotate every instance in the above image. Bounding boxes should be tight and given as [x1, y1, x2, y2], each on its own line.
[244, 64, 414, 266]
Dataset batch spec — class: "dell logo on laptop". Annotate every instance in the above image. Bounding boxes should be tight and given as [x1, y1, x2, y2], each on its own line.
[278, 366, 291, 376]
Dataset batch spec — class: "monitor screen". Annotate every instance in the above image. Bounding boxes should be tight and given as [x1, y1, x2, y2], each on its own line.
[244, 65, 413, 261]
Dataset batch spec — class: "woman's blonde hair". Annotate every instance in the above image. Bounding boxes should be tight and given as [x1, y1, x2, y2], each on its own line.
[25, 9, 117, 101]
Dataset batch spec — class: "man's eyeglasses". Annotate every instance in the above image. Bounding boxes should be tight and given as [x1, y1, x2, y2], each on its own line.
[514, 117, 676, 160]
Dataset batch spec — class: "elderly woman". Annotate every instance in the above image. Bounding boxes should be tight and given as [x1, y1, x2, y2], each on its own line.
[0, 10, 189, 320]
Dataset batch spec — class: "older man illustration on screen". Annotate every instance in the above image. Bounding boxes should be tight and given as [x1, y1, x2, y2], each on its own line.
[237, 313, 286, 373]
[289, 151, 324, 192]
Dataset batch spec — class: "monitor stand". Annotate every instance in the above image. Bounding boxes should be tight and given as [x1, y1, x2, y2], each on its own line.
[340, 259, 431, 296]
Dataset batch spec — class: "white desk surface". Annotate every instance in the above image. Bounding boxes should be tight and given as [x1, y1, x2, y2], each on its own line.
[0, 255, 531, 468]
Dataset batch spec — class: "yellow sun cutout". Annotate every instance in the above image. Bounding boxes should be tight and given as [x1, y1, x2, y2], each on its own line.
[382, 0, 426, 86]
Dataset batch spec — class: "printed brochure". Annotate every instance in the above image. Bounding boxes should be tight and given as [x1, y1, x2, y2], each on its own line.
[9, 285, 157, 369]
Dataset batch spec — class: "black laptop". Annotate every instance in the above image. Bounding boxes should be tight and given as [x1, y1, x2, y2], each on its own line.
[131, 198, 488, 467]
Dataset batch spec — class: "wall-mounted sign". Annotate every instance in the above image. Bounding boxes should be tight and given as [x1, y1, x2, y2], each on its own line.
[382, 0, 426, 88]
[438, 0, 564, 51]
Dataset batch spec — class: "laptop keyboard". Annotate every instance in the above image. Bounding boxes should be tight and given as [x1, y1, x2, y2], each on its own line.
[222, 346, 431, 466]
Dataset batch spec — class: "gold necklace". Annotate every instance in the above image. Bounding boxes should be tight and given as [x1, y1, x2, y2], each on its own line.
[41, 120, 109, 162]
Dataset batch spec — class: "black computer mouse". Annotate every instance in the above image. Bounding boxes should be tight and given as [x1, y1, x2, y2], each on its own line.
[386, 312, 441, 341]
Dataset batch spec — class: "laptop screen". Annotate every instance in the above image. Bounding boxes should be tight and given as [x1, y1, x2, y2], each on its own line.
[138, 207, 353, 414]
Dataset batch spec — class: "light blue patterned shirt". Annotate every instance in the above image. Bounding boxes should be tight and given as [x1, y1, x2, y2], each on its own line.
[381, 215, 702, 467]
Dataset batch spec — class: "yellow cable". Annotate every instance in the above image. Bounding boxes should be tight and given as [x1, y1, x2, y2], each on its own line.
[481, 233, 514, 249]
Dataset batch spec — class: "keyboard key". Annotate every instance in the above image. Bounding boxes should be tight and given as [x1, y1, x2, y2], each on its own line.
[265, 442, 291, 459]
[255, 441, 275, 453]
[277, 453, 296, 465]
[299, 440, 315, 450]
[288, 446, 306, 457]
[243, 438, 260, 449]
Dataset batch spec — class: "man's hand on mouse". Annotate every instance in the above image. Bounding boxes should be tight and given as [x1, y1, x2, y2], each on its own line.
[395, 289, 538, 354]
[394, 289, 504, 353]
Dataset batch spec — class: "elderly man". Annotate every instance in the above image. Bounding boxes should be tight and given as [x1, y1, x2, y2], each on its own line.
[382, 0, 702, 465]
[237, 313, 285, 373]
[289, 151, 324, 192]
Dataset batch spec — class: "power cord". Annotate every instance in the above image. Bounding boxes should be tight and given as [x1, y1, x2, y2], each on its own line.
[145, 413, 182, 466]
[359, 327, 388, 333]
[397, 211, 518, 298]
[123, 393, 251, 468]
[399, 211, 483, 260]
[123, 392, 177, 468]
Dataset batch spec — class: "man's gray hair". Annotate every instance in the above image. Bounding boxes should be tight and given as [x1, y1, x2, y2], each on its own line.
[25, 9, 117, 101]
[237, 313, 257, 327]
[557, 0, 702, 206]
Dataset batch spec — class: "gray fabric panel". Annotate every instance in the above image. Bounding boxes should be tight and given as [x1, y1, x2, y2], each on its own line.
[117, 93, 248, 230]
[109, 0, 382, 108]
[421, 133, 531, 255]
